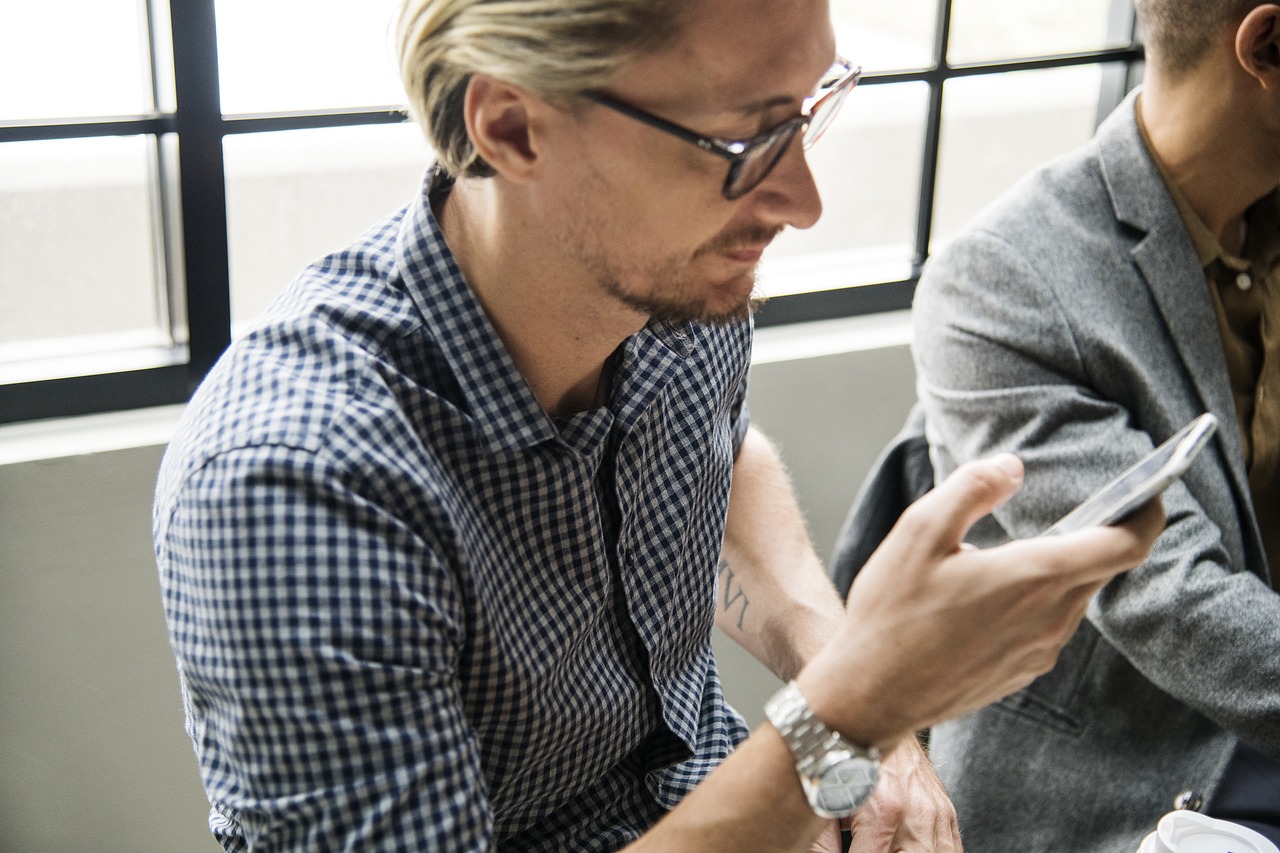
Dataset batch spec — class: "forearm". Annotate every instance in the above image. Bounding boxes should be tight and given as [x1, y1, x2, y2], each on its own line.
[625, 723, 829, 852]
[626, 626, 940, 852]
[627, 673, 907, 853]
[720, 426, 844, 680]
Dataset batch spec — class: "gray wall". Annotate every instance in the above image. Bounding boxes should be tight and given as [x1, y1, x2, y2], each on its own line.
[0, 338, 916, 852]
[714, 340, 918, 726]
[0, 444, 210, 851]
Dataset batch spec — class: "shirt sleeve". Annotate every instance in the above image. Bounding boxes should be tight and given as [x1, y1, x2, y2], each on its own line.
[157, 441, 495, 851]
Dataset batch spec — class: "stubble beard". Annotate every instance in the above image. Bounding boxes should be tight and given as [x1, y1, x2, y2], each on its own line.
[555, 163, 777, 326]
[599, 261, 763, 327]
[566, 214, 777, 327]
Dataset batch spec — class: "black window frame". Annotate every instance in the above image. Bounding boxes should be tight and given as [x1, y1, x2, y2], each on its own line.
[0, 0, 1141, 425]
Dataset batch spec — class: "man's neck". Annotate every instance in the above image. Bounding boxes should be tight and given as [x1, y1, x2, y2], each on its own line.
[1139, 71, 1280, 254]
[437, 177, 648, 420]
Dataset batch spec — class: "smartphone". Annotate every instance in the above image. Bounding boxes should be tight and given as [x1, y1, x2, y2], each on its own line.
[1042, 413, 1218, 536]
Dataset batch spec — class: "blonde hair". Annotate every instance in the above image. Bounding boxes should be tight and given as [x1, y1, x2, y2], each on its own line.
[396, 0, 683, 177]
[1134, 0, 1262, 75]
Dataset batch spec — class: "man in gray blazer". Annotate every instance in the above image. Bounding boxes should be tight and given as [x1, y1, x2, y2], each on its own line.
[910, 1, 1280, 850]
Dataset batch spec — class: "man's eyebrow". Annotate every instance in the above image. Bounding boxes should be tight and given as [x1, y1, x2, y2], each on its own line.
[729, 57, 840, 116]
[732, 94, 797, 116]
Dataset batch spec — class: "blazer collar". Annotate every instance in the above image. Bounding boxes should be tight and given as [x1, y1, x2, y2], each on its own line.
[1097, 89, 1253, 509]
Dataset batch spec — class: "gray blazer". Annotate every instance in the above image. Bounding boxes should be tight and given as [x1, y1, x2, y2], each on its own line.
[911, 90, 1280, 853]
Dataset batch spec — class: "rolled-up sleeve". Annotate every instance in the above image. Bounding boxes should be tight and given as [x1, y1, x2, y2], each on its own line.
[158, 442, 494, 851]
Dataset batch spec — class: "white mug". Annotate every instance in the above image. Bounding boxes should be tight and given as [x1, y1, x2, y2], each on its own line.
[1137, 810, 1279, 853]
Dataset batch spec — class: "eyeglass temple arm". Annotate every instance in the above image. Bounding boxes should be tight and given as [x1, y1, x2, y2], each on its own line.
[582, 93, 747, 160]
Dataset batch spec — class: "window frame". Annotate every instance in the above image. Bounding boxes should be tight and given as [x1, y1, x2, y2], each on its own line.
[0, 0, 1141, 425]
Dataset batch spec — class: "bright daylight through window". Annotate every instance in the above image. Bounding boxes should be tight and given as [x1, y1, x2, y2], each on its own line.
[0, 0, 1140, 424]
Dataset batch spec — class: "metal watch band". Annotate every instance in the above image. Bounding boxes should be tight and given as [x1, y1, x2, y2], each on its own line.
[765, 680, 881, 818]
[765, 680, 848, 776]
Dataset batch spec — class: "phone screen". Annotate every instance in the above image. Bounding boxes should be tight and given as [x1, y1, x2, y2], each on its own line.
[1043, 413, 1218, 536]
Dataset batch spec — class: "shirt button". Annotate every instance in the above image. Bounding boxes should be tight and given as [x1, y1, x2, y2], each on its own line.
[1173, 789, 1205, 811]
[1236, 272, 1253, 291]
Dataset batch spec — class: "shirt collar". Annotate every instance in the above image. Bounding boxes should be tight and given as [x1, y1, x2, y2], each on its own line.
[392, 167, 694, 453]
[1246, 190, 1280, 277]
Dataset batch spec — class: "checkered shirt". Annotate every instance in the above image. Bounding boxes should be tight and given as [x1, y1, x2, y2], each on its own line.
[154, 170, 754, 851]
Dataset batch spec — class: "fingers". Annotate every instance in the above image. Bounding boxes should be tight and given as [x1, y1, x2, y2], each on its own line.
[1117, 495, 1166, 548]
[896, 454, 1024, 556]
[937, 810, 963, 853]
[845, 741, 963, 853]
[817, 460, 1165, 750]
[1013, 494, 1165, 588]
[806, 821, 843, 853]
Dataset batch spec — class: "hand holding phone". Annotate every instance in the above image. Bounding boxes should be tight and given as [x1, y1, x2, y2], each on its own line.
[1043, 413, 1218, 536]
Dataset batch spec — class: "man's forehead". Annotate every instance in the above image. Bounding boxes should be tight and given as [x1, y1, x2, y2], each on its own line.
[679, 0, 834, 69]
[625, 0, 835, 113]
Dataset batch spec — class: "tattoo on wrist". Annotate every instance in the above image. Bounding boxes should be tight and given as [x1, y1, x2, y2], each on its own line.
[717, 560, 750, 631]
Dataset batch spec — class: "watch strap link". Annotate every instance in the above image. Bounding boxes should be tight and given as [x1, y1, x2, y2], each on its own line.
[765, 680, 881, 819]
[765, 680, 847, 777]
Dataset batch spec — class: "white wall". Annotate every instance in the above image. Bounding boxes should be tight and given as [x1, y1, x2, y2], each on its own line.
[0, 324, 916, 851]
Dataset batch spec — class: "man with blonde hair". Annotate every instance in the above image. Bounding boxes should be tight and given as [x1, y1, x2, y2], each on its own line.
[909, 0, 1280, 849]
[154, 0, 1162, 850]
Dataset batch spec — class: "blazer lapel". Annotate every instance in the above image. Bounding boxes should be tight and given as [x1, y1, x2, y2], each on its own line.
[1096, 92, 1254, 496]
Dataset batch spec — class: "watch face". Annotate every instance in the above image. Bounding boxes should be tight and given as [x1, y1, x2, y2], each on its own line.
[813, 755, 879, 816]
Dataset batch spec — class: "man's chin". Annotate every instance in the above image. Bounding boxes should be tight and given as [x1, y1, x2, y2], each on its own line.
[605, 268, 762, 326]
[699, 294, 763, 326]
[699, 272, 764, 325]
[644, 292, 760, 327]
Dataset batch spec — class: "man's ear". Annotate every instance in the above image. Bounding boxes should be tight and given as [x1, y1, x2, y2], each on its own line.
[463, 74, 542, 181]
[1236, 4, 1280, 89]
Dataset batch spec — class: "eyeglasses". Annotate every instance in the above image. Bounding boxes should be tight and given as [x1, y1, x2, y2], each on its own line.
[584, 59, 861, 200]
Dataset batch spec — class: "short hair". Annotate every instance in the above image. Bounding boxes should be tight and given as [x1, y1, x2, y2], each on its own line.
[1134, 0, 1262, 75]
[396, 0, 683, 178]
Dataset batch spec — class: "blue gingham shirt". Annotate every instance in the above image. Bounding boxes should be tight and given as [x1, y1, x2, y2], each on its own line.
[154, 170, 754, 851]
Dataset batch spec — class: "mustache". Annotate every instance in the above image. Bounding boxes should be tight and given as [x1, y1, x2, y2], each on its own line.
[694, 225, 784, 258]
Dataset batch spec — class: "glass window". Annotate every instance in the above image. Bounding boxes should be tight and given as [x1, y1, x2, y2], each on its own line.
[931, 64, 1104, 249]
[0, 0, 1141, 424]
[762, 83, 927, 297]
[223, 123, 432, 325]
[949, 0, 1123, 64]
[214, 0, 406, 114]
[0, 136, 164, 358]
[0, 0, 153, 121]
[832, 0, 937, 71]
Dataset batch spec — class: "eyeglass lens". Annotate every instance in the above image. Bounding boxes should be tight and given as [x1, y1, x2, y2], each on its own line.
[726, 123, 803, 199]
[803, 83, 851, 147]
[724, 65, 856, 199]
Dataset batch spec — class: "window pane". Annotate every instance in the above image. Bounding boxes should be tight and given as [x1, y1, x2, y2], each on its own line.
[0, 137, 163, 355]
[761, 82, 927, 297]
[0, 0, 152, 121]
[931, 65, 1103, 250]
[949, 0, 1124, 64]
[224, 123, 432, 326]
[215, 0, 405, 114]
[832, 0, 936, 71]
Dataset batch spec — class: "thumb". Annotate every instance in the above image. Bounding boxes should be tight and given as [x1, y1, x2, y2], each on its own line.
[903, 453, 1024, 553]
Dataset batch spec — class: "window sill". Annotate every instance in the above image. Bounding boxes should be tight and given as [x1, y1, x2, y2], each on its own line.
[0, 404, 185, 466]
[0, 311, 912, 465]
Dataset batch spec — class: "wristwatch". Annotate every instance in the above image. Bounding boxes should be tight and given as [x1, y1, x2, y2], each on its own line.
[764, 680, 880, 819]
